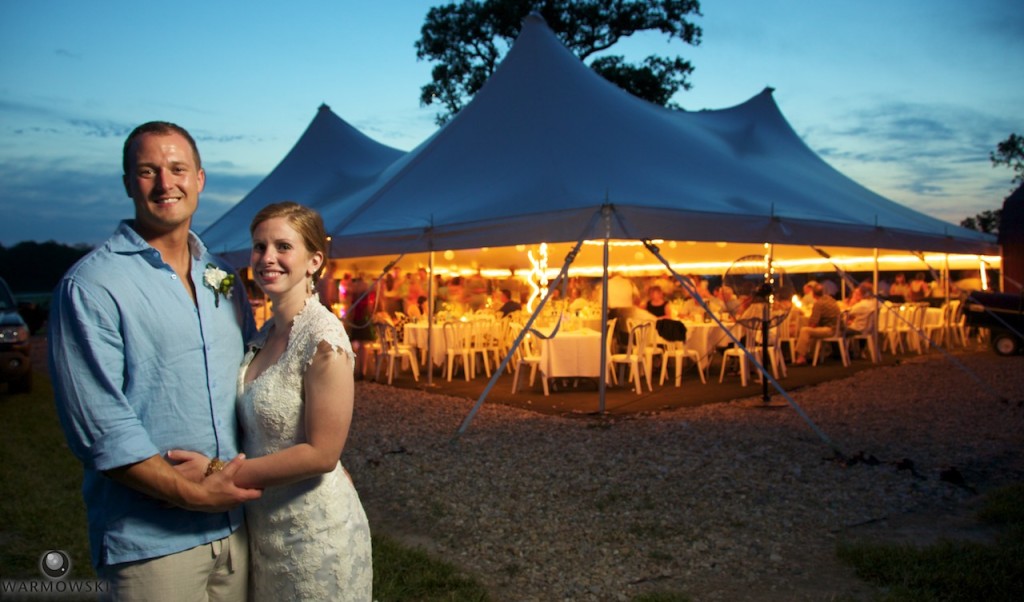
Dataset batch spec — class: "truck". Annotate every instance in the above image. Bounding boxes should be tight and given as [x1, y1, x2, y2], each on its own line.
[961, 291, 1024, 356]
[0, 276, 33, 393]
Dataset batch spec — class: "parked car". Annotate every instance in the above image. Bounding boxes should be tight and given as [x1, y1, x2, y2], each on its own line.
[0, 276, 33, 393]
[961, 290, 1024, 356]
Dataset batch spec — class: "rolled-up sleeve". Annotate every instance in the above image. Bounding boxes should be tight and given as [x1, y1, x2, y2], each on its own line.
[49, 277, 159, 471]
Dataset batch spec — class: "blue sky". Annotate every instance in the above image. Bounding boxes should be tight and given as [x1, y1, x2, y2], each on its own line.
[1, 0, 1020, 247]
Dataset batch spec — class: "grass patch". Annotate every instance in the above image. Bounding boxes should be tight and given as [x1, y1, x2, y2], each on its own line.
[371, 533, 490, 601]
[837, 482, 1024, 601]
[0, 372, 491, 600]
[0, 373, 93, 578]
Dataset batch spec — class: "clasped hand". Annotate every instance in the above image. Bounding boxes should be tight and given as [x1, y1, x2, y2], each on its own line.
[166, 450, 263, 511]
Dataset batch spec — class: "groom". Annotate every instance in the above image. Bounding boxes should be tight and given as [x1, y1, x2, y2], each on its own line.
[49, 121, 260, 600]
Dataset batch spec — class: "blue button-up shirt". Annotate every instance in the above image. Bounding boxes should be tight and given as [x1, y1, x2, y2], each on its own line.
[49, 221, 255, 568]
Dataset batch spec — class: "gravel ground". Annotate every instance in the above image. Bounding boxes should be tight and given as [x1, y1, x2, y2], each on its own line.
[343, 350, 1024, 601]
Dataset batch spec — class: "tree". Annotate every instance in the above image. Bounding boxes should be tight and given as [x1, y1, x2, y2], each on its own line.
[960, 134, 1023, 233]
[416, 0, 702, 124]
[990, 133, 1024, 188]
[960, 209, 1001, 235]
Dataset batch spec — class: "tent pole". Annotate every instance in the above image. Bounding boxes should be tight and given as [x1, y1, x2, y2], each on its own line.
[873, 248, 880, 363]
[451, 209, 603, 440]
[641, 239, 845, 458]
[426, 243, 435, 387]
[598, 206, 612, 414]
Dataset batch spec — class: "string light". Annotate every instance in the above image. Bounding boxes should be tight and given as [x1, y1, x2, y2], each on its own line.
[526, 243, 549, 312]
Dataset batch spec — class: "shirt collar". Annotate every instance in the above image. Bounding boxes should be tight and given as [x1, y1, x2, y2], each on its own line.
[107, 220, 205, 262]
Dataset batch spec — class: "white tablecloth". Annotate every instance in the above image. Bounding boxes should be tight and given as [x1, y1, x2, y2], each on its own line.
[538, 328, 603, 378]
[403, 322, 446, 366]
[681, 321, 741, 367]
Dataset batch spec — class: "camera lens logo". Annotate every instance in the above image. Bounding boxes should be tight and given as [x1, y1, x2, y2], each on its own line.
[39, 550, 71, 580]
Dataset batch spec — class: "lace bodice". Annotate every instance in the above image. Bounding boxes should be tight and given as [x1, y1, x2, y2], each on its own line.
[239, 295, 354, 456]
[238, 296, 371, 601]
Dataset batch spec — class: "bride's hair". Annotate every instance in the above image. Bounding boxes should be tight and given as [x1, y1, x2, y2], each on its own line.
[250, 201, 328, 283]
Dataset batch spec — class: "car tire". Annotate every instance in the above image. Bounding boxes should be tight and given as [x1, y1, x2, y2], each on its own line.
[992, 331, 1021, 356]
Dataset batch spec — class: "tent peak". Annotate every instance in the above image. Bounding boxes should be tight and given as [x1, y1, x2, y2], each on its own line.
[318, 103, 332, 112]
[524, 10, 545, 24]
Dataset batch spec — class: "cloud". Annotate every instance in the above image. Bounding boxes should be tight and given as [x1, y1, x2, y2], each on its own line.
[67, 118, 134, 139]
[800, 98, 1017, 222]
[0, 156, 262, 247]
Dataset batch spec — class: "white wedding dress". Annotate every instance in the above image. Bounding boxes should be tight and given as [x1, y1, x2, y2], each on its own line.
[238, 296, 372, 601]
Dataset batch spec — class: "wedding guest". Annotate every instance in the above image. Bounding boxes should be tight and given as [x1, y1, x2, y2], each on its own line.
[845, 283, 877, 357]
[888, 272, 911, 302]
[644, 285, 674, 320]
[713, 285, 741, 315]
[908, 272, 931, 301]
[793, 283, 841, 365]
[645, 284, 687, 342]
[495, 288, 522, 316]
[845, 283, 876, 331]
[800, 280, 819, 308]
[49, 121, 261, 599]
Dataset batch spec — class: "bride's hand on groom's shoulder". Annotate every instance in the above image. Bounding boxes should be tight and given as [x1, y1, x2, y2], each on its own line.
[166, 449, 210, 483]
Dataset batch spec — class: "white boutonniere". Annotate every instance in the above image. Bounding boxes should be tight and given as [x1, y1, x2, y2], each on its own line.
[203, 263, 235, 307]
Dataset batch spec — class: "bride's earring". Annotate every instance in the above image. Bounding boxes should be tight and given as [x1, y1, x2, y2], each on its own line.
[307, 275, 313, 295]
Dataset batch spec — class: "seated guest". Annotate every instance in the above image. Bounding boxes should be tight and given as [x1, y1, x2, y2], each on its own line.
[793, 283, 841, 365]
[405, 295, 426, 320]
[644, 285, 687, 342]
[495, 289, 522, 316]
[841, 279, 872, 309]
[678, 280, 715, 319]
[845, 283, 877, 357]
[802, 280, 819, 307]
[568, 286, 590, 313]
[713, 285, 741, 316]
[908, 272, 930, 302]
[888, 272, 911, 302]
[644, 285, 674, 319]
[846, 283, 876, 334]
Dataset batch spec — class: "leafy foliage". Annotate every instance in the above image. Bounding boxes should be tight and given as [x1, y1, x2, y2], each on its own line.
[959, 133, 1021, 232]
[416, 0, 702, 124]
[960, 209, 1002, 235]
[990, 132, 1024, 187]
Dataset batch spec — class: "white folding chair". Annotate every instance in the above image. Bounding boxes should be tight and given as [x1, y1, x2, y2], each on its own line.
[660, 340, 706, 387]
[510, 329, 548, 395]
[610, 321, 652, 393]
[373, 321, 420, 385]
[720, 322, 783, 386]
[847, 307, 880, 363]
[812, 311, 851, 367]
[442, 321, 473, 381]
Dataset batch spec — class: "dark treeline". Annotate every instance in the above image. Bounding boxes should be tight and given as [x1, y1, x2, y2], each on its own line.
[0, 241, 92, 294]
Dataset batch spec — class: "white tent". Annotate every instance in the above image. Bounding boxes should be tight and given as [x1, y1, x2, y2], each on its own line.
[324, 13, 996, 268]
[201, 104, 405, 264]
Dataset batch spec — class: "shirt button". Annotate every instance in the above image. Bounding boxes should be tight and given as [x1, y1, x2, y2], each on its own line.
[171, 274, 178, 280]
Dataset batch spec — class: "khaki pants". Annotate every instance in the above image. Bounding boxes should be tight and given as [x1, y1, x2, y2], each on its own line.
[796, 325, 834, 357]
[99, 526, 248, 602]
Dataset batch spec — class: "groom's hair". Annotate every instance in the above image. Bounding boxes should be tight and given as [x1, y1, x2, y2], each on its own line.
[123, 121, 201, 175]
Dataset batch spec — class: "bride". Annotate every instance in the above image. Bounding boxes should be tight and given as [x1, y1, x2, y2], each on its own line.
[172, 202, 371, 600]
